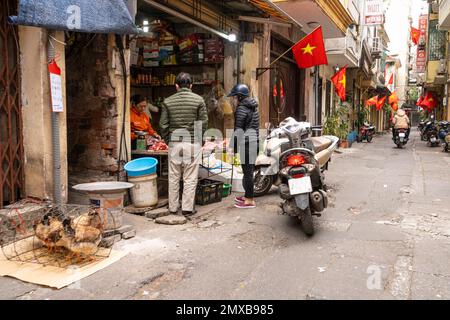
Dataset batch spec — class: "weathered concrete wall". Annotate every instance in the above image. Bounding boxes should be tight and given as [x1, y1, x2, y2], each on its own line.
[241, 40, 261, 102]
[224, 40, 262, 132]
[258, 24, 271, 127]
[19, 27, 68, 203]
[305, 68, 315, 123]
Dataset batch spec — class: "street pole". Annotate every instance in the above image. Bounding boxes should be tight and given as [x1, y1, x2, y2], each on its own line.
[48, 30, 62, 205]
[314, 66, 319, 128]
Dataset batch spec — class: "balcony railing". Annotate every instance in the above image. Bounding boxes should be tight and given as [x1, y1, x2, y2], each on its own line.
[370, 37, 382, 59]
[324, 30, 359, 67]
[347, 0, 360, 24]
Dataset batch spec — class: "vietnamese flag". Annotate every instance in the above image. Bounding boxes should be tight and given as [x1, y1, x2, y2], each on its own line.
[366, 95, 378, 107]
[292, 26, 328, 69]
[411, 27, 420, 45]
[416, 95, 424, 107]
[422, 92, 437, 110]
[376, 96, 387, 111]
[331, 66, 347, 102]
[389, 92, 398, 105]
[391, 102, 399, 112]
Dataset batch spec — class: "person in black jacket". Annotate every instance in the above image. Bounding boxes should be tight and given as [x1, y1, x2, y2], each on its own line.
[228, 84, 260, 209]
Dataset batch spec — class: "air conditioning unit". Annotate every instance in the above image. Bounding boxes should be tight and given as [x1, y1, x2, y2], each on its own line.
[371, 37, 382, 59]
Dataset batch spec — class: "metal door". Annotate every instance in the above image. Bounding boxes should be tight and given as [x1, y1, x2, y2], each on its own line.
[269, 59, 300, 125]
[0, 0, 24, 208]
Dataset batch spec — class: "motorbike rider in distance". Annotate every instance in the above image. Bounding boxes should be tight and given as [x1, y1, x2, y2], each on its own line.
[392, 108, 411, 141]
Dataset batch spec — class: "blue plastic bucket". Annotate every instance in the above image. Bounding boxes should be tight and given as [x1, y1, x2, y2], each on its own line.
[124, 157, 159, 177]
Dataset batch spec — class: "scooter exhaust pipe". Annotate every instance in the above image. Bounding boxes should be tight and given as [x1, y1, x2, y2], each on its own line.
[310, 190, 328, 213]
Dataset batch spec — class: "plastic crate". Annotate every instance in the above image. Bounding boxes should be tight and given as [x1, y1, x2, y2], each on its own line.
[195, 179, 224, 206]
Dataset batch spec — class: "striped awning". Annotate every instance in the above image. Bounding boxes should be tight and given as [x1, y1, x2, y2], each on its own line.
[249, 0, 296, 23]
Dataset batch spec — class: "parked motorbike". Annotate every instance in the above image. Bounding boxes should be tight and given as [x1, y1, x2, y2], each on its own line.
[356, 122, 376, 143]
[393, 127, 409, 148]
[426, 121, 439, 147]
[254, 119, 338, 197]
[421, 120, 433, 141]
[418, 120, 426, 133]
[254, 117, 338, 236]
[444, 132, 450, 153]
[438, 121, 450, 152]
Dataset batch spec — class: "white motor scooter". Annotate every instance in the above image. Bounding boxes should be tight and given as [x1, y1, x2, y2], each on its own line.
[254, 117, 339, 197]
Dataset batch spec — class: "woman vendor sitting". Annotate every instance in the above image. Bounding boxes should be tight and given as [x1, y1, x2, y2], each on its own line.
[131, 95, 160, 149]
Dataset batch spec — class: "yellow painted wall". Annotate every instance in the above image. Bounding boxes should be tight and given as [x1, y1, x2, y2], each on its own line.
[19, 27, 68, 202]
[426, 61, 440, 84]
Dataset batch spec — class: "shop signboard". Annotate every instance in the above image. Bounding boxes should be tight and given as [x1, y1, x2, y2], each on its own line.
[416, 14, 428, 73]
[365, 0, 384, 25]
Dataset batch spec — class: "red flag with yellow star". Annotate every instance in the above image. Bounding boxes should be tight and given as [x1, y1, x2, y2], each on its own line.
[421, 92, 437, 111]
[292, 26, 328, 69]
[366, 95, 378, 107]
[331, 66, 347, 102]
[411, 27, 420, 46]
[376, 96, 387, 111]
[391, 102, 399, 112]
[388, 92, 398, 105]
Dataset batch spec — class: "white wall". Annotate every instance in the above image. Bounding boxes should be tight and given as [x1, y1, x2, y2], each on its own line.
[385, 0, 414, 106]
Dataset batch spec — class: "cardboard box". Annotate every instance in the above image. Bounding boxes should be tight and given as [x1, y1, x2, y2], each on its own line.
[143, 50, 159, 59]
[159, 45, 175, 52]
[143, 40, 159, 51]
[161, 54, 177, 66]
[143, 60, 160, 67]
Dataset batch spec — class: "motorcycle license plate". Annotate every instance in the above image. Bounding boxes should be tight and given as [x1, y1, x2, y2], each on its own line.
[431, 137, 437, 143]
[399, 133, 406, 138]
[288, 176, 313, 195]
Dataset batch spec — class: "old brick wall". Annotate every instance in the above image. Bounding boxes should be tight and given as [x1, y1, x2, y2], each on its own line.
[66, 34, 119, 180]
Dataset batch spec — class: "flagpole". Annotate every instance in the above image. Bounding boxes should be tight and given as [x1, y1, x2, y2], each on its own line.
[268, 43, 299, 68]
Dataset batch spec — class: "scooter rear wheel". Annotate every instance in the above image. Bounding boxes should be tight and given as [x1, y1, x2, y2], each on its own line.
[300, 207, 315, 236]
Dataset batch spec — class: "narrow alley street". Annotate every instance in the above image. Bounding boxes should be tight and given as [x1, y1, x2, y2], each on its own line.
[2, 129, 450, 300]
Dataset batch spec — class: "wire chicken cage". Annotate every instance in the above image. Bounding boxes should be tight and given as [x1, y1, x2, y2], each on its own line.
[0, 200, 119, 268]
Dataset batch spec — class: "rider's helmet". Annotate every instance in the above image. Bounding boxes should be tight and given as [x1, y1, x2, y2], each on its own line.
[227, 84, 250, 99]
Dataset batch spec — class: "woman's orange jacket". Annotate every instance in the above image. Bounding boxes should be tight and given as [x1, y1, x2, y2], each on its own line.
[131, 107, 156, 140]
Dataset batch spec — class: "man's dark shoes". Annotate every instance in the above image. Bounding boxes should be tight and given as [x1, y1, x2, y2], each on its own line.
[182, 210, 197, 216]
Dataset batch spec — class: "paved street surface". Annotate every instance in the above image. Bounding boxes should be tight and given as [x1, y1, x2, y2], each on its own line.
[1, 129, 450, 300]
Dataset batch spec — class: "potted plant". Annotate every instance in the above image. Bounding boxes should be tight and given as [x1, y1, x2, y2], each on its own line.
[323, 104, 350, 148]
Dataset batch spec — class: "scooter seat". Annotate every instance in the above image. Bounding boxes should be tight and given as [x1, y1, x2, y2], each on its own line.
[310, 137, 333, 153]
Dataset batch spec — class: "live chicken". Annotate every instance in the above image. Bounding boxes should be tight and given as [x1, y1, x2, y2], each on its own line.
[33, 214, 64, 252]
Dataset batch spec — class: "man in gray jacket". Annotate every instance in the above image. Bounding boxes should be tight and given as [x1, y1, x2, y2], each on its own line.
[160, 73, 208, 215]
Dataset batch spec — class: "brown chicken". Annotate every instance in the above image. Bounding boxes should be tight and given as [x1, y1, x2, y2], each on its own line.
[33, 214, 64, 252]
[62, 210, 104, 262]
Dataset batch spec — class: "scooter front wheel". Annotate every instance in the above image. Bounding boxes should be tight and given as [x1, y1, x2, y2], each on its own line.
[253, 167, 274, 197]
[367, 135, 373, 143]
